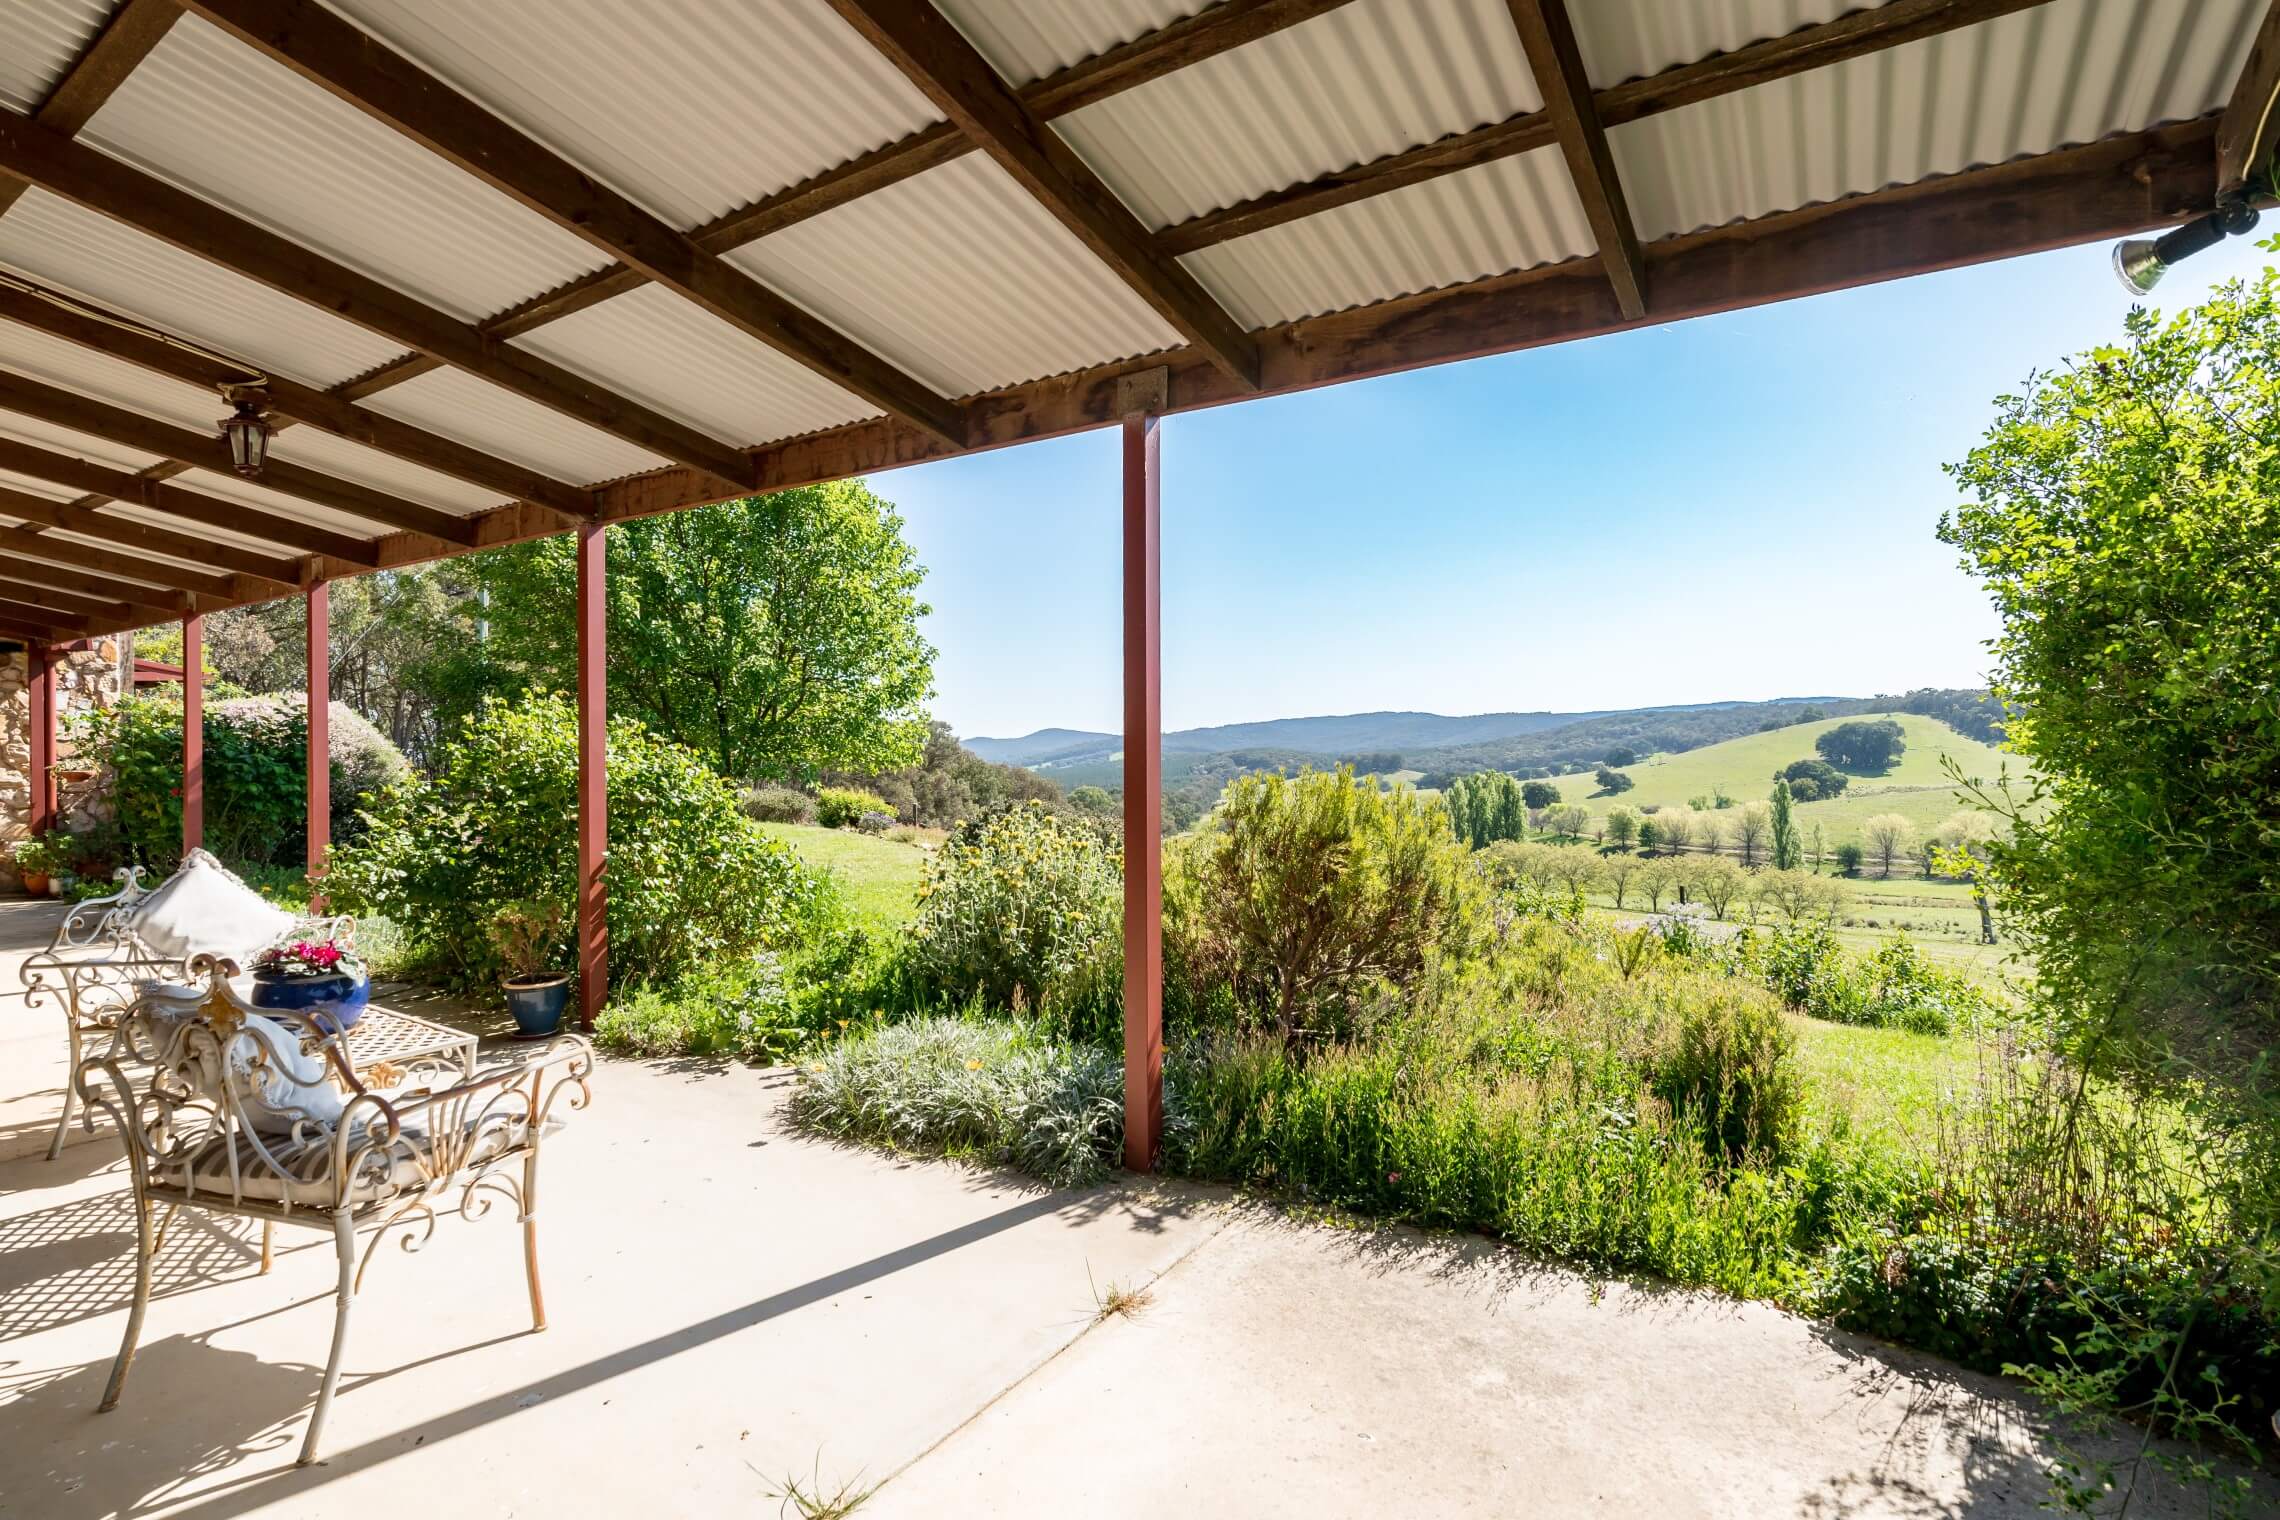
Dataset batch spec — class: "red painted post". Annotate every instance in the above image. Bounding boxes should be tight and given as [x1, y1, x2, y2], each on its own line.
[575, 521, 608, 1031]
[306, 582, 330, 911]
[182, 613, 203, 856]
[26, 642, 55, 839]
[1121, 414, 1164, 1172]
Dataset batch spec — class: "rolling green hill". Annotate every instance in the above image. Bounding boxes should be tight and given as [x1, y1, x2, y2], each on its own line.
[1546, 714, 2025, 844]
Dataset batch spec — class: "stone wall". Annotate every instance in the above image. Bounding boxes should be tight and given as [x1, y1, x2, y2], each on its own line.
[0, 640, 127, 888]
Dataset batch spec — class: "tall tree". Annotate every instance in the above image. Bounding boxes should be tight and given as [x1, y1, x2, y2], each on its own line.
[1769, 779, 1801, 870]
[435, 483, 934, 779]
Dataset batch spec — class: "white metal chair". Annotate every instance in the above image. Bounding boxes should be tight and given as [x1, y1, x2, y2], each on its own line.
[74, 956, 593, 1465]
[21, 850, 337, 1159]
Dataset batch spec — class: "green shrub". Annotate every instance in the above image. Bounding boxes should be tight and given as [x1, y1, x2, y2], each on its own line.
[788, 1015, 1124, 1187]
[905, 802, 1122, 1042]
[327, 693, 815, 991]
[743, 784, 817, 825]
[78, 693, 408, 872]
[815, 785, 892, 828]
[1647, 978, 1803, 1163]
[595, 955, 805, 1063]
[1734, 921, 1996, 1035]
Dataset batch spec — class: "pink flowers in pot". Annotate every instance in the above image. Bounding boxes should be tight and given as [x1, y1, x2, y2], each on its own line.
[255, 936, 362, 978]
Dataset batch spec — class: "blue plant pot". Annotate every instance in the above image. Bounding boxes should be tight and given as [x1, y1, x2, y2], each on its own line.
[248, 967, 370, 1034]
[503, 975, 570, 1038]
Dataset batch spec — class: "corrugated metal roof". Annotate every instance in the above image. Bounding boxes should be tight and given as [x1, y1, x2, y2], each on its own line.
[49, 517, 225, 576]
[325, 0, 946, 231]
[1184, 145, 1592, 327]
[0, 407, 165, 472]
[511, 284, 879, 450]
[1611, 0, 2263, 242]
[1573, 1, 1899, 89]
[264, 428, 506, 516]
[0, 471, 87, 505]
[358, 366, 673, 486]
[1054, 0, 1542, 229]
[0, 313, 222, 433]
[82, 17, 609, 325]
[174, 464, 416, 539]
[935, 0, 1208, 84]
[730, 153, 1182, 399]
[102, 495, 333, 556]
[0, 189, 407, 387]
[0, 0, 111, 115]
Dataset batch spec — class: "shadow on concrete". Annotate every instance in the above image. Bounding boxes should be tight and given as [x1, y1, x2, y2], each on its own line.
[0, 898, 69, 954]
[0, 1188, 290, 1342]
[63, 1181, 1207, 1520]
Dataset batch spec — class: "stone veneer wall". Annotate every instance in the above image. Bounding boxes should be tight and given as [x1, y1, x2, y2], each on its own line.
[0, 640, 128, 888]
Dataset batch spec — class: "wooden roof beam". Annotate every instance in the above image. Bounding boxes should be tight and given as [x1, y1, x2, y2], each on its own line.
[0, 434, 384, 568]
[0, 528, 204, 614]
[1506, 0, 1645, 317]
[0, 572, 143, 624]
[0, 0, 179, 222]
[0, 484, 294, 592]
[0, 368, 468, 550]
[0, 545, 187, 620]
[1161, 0, 2057, 254]
[186, 0, 967, 449]
[0, 114, 757, 490]
[826, 0, 1262, 389]
[0, 593, 91, 636]
[2220, 0, 2280, 190]
[0, 282, 592, 521]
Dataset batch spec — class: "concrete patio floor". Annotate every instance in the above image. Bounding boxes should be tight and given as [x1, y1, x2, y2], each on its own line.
[1, 899, 2269, 1518]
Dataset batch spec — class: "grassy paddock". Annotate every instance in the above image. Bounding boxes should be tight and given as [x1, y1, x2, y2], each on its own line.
[758, 822, 931, 926]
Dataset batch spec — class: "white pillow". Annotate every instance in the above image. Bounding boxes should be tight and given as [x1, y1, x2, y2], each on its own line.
[225, 1013, 346, 1135]
[127, 849, 297, 967]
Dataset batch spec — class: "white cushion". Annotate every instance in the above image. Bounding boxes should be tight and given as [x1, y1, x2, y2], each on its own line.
[125, 850, 296, 967]
[225, 1014, 346, 1136]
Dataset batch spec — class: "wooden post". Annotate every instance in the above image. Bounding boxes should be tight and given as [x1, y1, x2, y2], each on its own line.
[1121, 413, 1163, 1172]
[576, 521, 607, 1031]
[27, 642, 55, 838]
[305, 582, 330, 910]
[181, 613, 203, 856]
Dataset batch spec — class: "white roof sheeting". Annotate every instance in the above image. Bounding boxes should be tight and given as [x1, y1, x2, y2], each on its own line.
[0, 190, 407, 387]
[263, 428, 507, 517]
[81, 17, 610, 325]
[511, 284, 881, 449]
[937, 0, 1207, 84]
[0, 0, 110, 115]
[0, 407, 164, 472]
[358, 366, 673, 486]
[174, 464, 425, 539]
[1053, 0, 1545, 229]
[1611, 0, 2266, 242]
[324, 0, 948, 230]
[1185, 145, 1593, 328]
[0, 314, 223, 433]
[0, 472, 88, 504]
[731, 154, 1183, 399]
[1573, 1, 1900, 90]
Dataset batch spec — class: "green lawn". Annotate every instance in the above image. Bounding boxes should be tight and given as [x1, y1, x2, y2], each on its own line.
[1547, 712, 2027, 842]
[1789, 1016, 1984, 1150]
[758, 822, 929, 927]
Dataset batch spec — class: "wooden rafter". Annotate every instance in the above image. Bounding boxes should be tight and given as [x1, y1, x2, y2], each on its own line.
[826, 0, 1262, 389]
[0, 593, 91, 636]
[0, 0, 179, 222]
[1165, 0, 2057, 254]
[0, 574, 139, 624]
[0, 115, 757, 490]
[0, 434, 383, 568]
[0, 368, 472, 548]
[0, 546, 184, 620]
[1505, 0, 1645, 318]
[2219, 0, 2280, 190]
[0, 485, 292, 591]
[0, 283, 591, 521]
[183, 0, 968, 450]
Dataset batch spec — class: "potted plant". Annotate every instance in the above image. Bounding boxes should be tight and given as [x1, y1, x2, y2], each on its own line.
[248, 933, 371, 1034]
[11, 831, 67, 896]
[489, 899, 569, 1037]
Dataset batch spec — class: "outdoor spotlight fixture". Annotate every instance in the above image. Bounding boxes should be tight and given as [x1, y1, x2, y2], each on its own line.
[217, 384, 274, 478]
[2111, 192, 2262, 296]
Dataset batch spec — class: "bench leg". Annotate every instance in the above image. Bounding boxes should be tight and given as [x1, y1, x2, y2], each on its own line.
[47, 1022, 82, 1161]
[261, 1220, 274, 1274]
[98, 1195, 157, 1412]
[522, 1151, 546, 1332]
[300, 1211, 358, 1466]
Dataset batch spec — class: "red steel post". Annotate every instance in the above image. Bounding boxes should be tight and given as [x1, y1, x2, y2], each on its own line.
[182, 613, 203, 855]
[306, 582, 330, 910]
[576, 521, 608, 1031]
[1121, 414, 1164, 1172]
[26, 642, 55, 838]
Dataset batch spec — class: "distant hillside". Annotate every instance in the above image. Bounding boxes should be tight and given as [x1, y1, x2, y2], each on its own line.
[969, 700, 1837, 771]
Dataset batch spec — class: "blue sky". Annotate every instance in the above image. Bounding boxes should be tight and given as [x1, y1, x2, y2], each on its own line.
[877, 234, 2277, 742]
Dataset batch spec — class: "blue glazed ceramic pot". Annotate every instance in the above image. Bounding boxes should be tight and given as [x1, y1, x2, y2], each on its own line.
[248, 967, 371, 1034]
[502, 975, 570, 1038]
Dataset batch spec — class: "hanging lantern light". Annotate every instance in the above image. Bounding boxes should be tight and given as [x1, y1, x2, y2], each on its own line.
[218, 385, 273, 478]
